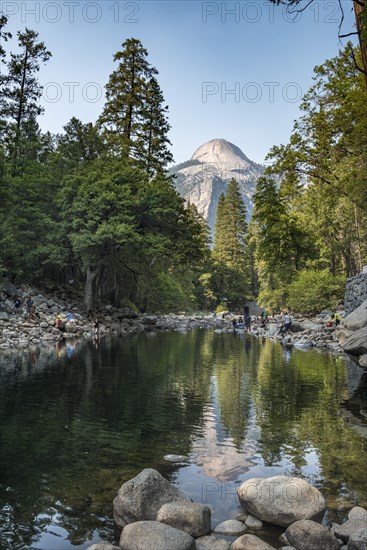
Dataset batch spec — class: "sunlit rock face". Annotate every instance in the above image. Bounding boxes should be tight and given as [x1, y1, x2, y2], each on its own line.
[170, 139, 265, 234]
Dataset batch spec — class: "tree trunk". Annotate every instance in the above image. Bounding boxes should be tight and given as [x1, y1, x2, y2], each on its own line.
[353, 0, 367, 88]
[84, 267, 98, 312]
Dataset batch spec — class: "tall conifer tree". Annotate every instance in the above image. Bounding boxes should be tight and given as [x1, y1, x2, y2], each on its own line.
[212, 178, 250, 308]
[100, 38, 173, 176]
[0, 28, 51, 175]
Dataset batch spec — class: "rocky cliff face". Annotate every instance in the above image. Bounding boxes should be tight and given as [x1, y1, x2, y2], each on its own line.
[170, 139, 265, 233]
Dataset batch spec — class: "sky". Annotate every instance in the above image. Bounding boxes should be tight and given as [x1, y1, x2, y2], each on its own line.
[1, 0, 358, 165]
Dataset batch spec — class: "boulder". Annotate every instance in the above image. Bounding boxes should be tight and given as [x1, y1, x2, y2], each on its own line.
[359, 354, 367, 368]
[119, 520, 195, 550]
[245, 515, 263, 530]
[285, 520, 340, 550]
[2, 282, 19, 297]
[348, 528, 367, 550]
[293, 339, 313, 349]
[86, 544, 120, 550]
[230, 534, 276, 549]
[342, 326, 367, 356]
[213, 519, 247, 535]
[267, 324, 278, 337]
[334, 507, 367, 543]
[0, 312, 9, 320]
[157, 501, 211, 537]
[163, 454, 189, 463]
[113, 468, 190, 528]
[342, 300, 367, 331]
[335, 327, 354, 347]
[142, 315, 158, 325]
[195, 535, 231, 549]
[237, 476, 326, 527]
[65, 321, 77, 333]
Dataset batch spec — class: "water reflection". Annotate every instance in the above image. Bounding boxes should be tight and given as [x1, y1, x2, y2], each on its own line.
[0, 332, 366, 549]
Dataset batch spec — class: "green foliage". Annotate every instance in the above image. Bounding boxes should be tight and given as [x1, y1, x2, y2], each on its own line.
[215, 302, 228, 314]
[143, 270, 196, 313]
[251, 44, 367, 311]
[0, 30, 211, 311]
[211, 178, 252, 309]
[287, 269, 346, 313]
[99, 38, 173, 177]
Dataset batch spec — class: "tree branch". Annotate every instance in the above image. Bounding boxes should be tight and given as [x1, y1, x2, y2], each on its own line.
[339, 32, 360, 38]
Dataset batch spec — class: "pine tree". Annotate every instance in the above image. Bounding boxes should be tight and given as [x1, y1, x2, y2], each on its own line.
[0, 15, 11, 64]
[99, 38, 156, 158]
[212, 178, 250, 308]
[99, 38, 173, 176]
[0, 28, 51, 176]
[135, 76, 173, 178]
[213, 179, 247, 266]
[57, 117, 104, 168]
[212, 193, 227, 263]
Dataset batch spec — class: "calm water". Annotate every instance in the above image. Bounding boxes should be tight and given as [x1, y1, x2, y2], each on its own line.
[0, 331, 366, 550]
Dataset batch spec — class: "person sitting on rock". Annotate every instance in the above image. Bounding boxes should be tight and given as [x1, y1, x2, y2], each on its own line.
[67, 311, 76, 326]
[334, 312, 342, 326]
[55, 314, 62, 328]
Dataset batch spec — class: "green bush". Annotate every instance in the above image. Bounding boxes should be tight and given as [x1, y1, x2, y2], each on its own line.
[287, 269, 346, 314]
[216, 302, 229, 314]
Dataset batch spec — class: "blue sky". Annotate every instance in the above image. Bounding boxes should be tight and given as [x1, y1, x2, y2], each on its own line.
[1, 0, 357, 164]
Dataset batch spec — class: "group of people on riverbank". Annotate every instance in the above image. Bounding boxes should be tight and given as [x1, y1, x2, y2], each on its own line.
[13, 297, 37, 320]
[233, 310, 293, 336]
[233, 306, 346, 338]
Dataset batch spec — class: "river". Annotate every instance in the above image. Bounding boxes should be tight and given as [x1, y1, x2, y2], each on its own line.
[0, 330, 366, 549]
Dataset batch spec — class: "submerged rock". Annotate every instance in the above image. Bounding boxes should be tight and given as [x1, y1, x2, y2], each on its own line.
[163, 454, 190, 463]
[213, 519, 247, 535]
[86, 544, 120, 550]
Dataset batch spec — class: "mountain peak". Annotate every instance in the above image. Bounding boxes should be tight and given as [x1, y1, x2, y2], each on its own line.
[191, 138, 251, 168]
[170, 138, 265, 234]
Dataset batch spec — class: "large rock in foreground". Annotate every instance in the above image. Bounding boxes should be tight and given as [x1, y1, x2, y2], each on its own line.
[237, 476, 326, 527]
[230, 533, 276, 549]
[348, 528, 367, 550]
[333, 507, 367, 543]
[86, 544, 120, 550]
[285, 519, 339, 550]
[157, 501, 211, 537]
[341, 299, 367, 331]
[113, 468, 190, 528]
[336, 299, 367, 367]
[119, 520, 195, 550]
[196, 535, 231, 549]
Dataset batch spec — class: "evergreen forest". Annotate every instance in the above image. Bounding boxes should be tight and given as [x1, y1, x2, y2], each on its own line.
[0, 15, 366, 314]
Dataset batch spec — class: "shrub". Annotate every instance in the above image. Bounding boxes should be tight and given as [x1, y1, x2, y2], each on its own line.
[287, 269, 345, 314]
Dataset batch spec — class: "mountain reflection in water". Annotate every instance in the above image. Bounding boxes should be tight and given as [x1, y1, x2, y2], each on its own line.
[0, 331, 366, 549]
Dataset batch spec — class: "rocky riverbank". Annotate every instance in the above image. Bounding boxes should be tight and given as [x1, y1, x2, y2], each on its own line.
[1, 282, 366, 372]
[0, 282, 230, 350]
[86, 468, 367, 550]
